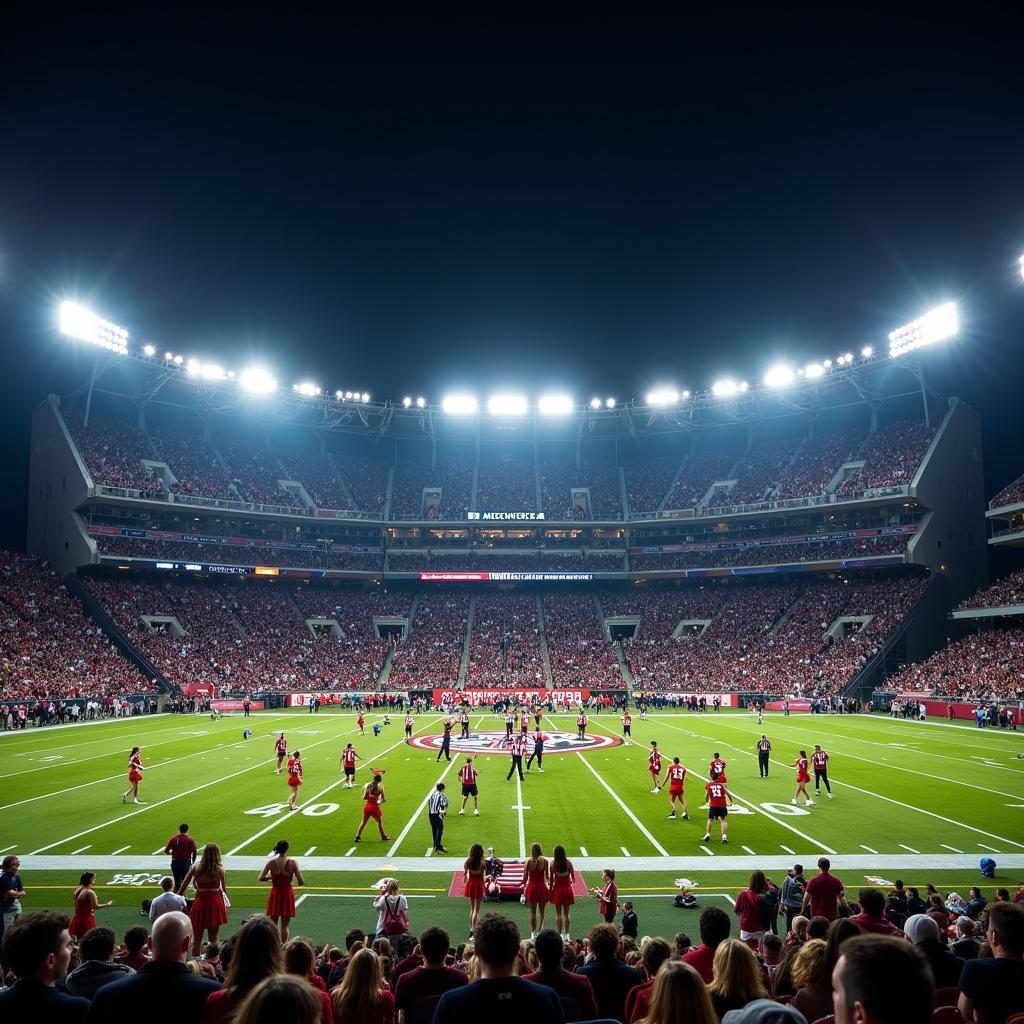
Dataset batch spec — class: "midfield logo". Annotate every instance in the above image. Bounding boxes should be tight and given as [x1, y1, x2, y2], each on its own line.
[409, 730, 622, 755]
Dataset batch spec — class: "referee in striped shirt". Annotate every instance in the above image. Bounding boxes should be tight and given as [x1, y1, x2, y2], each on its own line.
[428, 782, 449, 853]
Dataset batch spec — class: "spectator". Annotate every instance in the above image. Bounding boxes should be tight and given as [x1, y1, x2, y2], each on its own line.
[807, 917, 829, 941]
[707, 938, 769, 1018]
[1, 854, 26, 935]
[432, 913, 563, 1024]
[721, 999, 808, 1023]
[0, 910, 88, 1022]
[282, 937, 334, 1024]
[965, 886, 988, 919]
[164, 825, 197, 892]
[952, 916, 981, 961]
[903, 914, 964, 989]
[958, 902, 1024, 1024]
[622, 937, 671, 1024]
[759, 933, 783, 983]
[734, 870, 770, 943]
[114, 926, 150, 972]
[83, 911, 221, 1024]
[824, 919, 859, 976]
[620, 902, 638, 940]
[148, 877, 187, 922]
[789, 938, 832, 1022]
[393, 925, 468, 1019]
[673, 932, 692, 958]
[683, 906, 732, 984]
[801, 858, 848, 922]
[522, 929, 597, 1021]
[850, 888, 898, 935]
[235, 975, 322, 1024]
[330, 947, 394, 1024]
[373, 880, 409, 941]
[327, 929, 367, 989]
[202, 915, 281, 1024]
[64, 926, 134, 1001]
[832, 934, 933, 1024]
[575, 922, 644, 1023]
[637, 960, 716, 1024]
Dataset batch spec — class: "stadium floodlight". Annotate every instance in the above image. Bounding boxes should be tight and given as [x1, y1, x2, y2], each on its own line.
[201, 363, 225, 381]
[294, 381, 320, 397]
[590, 397, 602, 409]
[712, 378, 739, 397]
[416, 396, 426, 408]
[804, 362, 825, 378]
[606, 397, 616, 408]
[442, 393, 478, 415]
[487, 394, 528, 416]
[164, 351, 174, 361]
[59, 300, 129, 355]
[861, 345, 873, 357]
[764, 365, 794, 388]
[186, 358, 201, 376]
[402, 396, 412, 408]
[538, 394, 573, 416]
[361, 393, 370, 403]
[173, 355, 183, 365]
[888, 301, 959, 358]
[143, 343, 156, 357]
[646, 387, 679, 406]
[239, 366, 277, 394]
[1019, 253, 1024, 280]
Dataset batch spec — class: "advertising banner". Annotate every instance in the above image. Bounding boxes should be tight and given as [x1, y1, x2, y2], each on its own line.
[419, 571, 594, 582]
[211, 699, 265, 711]
[432, 688, 592, 706]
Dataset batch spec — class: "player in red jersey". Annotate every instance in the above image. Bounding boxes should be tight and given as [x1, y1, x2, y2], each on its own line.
[274, 734, 288, 774]
[621, 711, 632, 746]
[121, 746, 144, 804]
[576, 711, 587, 740]
[355, 772, 390, 842]
[661, 757, 689, 819]
[648, 741, 662, 793]
[404, 713, 415, 743]
[789, 749, 814, 806]
[340, 742, 362, 788]
[703, 776, 733, 844]
[357, 713, 366, 735]
[458, 756, 481, 816]
[520, 710, 529, 736]
[286, 750, 303, 810]
[709, 753, 727, 781]
[533, 706, 543, 728]
[811, 744, 832, 798]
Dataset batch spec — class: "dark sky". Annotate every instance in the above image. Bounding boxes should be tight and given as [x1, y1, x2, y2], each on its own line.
[1, 10, 1023, 556]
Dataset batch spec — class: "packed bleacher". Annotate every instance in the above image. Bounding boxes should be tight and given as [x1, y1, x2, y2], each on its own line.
[334, 454, 389, 515]
[0, 550, 153, 702]
[838, 419, 934, 494]
[957, 568, 1024, 610]
[391, 455, 474, 519]
[990, 475, 1024, 509]
[148, 429, 237, 500]
[388, 551, 625, 572]
[541, 592, 623, 688]
[387, 593, 469, 688]
[276, 448, 350, 509]
[465, 593, 545, 687]
[476, 454, 537, 512]
[623, 454, 682, 513]
[708, 440, 793, 507]
[66, 414, 164, 494]
[539, 456, 622, 517]
[888, 623, 1024, 702]
[773, 431, 860, 500]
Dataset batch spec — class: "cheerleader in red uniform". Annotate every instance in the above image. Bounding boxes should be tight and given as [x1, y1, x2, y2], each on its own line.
[548, 843, 576, 940]
[286, 751, 303, 811]
[178, 842, 228, 957]
[355, 773, 390, 842]
[522, 842, 550, 940]
[275, 734, 288, 774]
[463, 843, 486, 935]
[69, 871, 113, 940]
[789, 749, 814, 807]
[258, 839, 304, 942]
[121, 747, 144, 804]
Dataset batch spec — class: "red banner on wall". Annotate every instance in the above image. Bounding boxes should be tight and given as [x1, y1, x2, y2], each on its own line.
[211, 699, 265, 711]
[432, 688, 592, 707]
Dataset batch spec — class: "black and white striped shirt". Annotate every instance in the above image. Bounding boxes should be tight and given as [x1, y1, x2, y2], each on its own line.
[428, 791, 449, 816]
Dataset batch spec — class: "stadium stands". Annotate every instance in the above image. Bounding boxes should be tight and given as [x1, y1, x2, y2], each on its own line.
[990, 475, 1024, 509]
[774, 430, 860, 499]
[66, 413, 163, 493]
[623, 454, 683, 513]
[476, 454, 537, 511]
[0, 550, 152, 701]
[838, 419, 934, 493]
[391, 455, 474, 519]
[465, 593, 545, 687]
[541, 592, 623, 688]
[334, 453, 389, 514]
[539, 455, 622, 517]
[148, 428, 237, 499]
[277, 447, 350, 509]
[958, 568, 1024, 609]
[388, 551, 625, 572]
[388, 593, 469, 689]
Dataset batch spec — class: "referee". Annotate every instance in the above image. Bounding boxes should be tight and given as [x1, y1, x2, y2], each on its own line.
[506, 733, 525, 781]
[428, 782, 449, 853]
[757, 735, 771, 778]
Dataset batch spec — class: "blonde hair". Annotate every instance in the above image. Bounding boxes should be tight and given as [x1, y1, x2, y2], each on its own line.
[331, 948, 384, 1021]
[236, 975, 320, 1024]
[708, 938, 769, 1004]
[527, 843, 546, 872]
[639, 960, 716, 1024]
[791, 915, 810, 939]
[195, 843, 222, 880]
[792, 938, 831, 994]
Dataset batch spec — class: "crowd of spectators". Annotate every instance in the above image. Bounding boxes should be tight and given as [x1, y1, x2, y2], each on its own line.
[542, 593, 623, 689]
[838, 420, 934, 494]
[603, 576, 927, 696]
[623, 454, 684, 513]
[277, 449, 351, 510]
[147, 429, 237, 500]
[466, 593, 545, 688]
[219, 441, 293, 506]
[707, 440, 792, 507]
[476, 455, 537, 512]
[388, 551, 625, 572]
[391, 456, 474, 519]
[66, 414, 164, 494]
[630, 535, 907, 571]
[388, 593, 469, 688]
[539, 457, 622, 518]
[774, 431, 861, 500]
[6, 863, 1021, 1024]
[0, 550, 152, 702]
[888, 624, 1024, 702]
[334, 454, 389, 515]
[989, 475, 1024, 509]
[92, 536, 384, 572]
[958, 568, 1024, 610]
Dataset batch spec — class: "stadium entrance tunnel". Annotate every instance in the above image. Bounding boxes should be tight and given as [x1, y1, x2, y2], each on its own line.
[408, 730, 622, 755]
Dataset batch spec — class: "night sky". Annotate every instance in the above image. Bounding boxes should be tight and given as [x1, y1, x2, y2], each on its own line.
[1, 11, 1022, 560]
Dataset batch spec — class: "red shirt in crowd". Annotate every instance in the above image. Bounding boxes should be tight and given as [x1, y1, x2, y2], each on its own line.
[804, 871, 846, 921]
[681, 944, 716, 984]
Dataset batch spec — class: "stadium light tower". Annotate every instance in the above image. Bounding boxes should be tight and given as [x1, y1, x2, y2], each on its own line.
[240, 366, 277, 394]
[538, 394, 573, 416]
[888, 301, 959, 357]
[59, 300, 129, 355]
[646, 387, 679, 406]
[1019, 253, 1024, 280]
[442, 393, 478, 415]
[764, 365, 794, 388]
[293, 381, 320, 397]
[712, 378, 739, 397]
[487, 394, 528, 416]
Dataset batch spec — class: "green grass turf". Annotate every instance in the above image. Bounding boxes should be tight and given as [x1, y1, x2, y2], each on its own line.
[3, 708, 1023, 944]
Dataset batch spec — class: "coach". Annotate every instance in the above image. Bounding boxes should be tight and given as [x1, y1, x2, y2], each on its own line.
[428, 783, 449, 853]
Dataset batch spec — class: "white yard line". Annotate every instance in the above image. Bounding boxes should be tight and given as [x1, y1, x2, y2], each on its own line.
[977, 843, 1001, 853]
[700, 846, 715, 856]
[235, 719, 443, 858]
[742, 845, 757, 856]
[580, 847, 589, 856]
[70, 845, 91, 855]
[384, 746, 458, 858]
[425, 848, 434, 857]
[345, 847, 356, 857]
[111, 846, 131, 855]
[305, 847, 317, 856]
[621, 846, 631, 857]
[860, 845, 879, 854]
[151, 847, 165, 855]
[940, 844, 963, 854]
[780, 845, 796, 855]
[515, 771, 527, 858]
[899, 844, 921, 854]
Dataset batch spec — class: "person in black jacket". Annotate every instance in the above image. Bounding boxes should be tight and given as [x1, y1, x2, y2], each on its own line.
[0, 910, 89, 1024]
[82, 911, 221, 1024]
[903, 914, 965, 989]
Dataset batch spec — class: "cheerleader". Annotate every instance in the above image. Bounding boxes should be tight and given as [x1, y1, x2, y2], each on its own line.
[121, 747, 144, 804]
[790, 750, 814, 807]
[463, 843, 486, 936]
[286, 751, 303, 811]
[178, 843, 228, 957]
[355, 773, 390, 843]
[69, 871, 113, 940]
[522, 842, 549, 940]
[548, 844, 576, 940]
[258, 839, 304, 943]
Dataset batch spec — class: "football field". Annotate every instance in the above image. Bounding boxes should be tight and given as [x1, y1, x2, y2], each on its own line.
[4, 708, 1023, 943]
